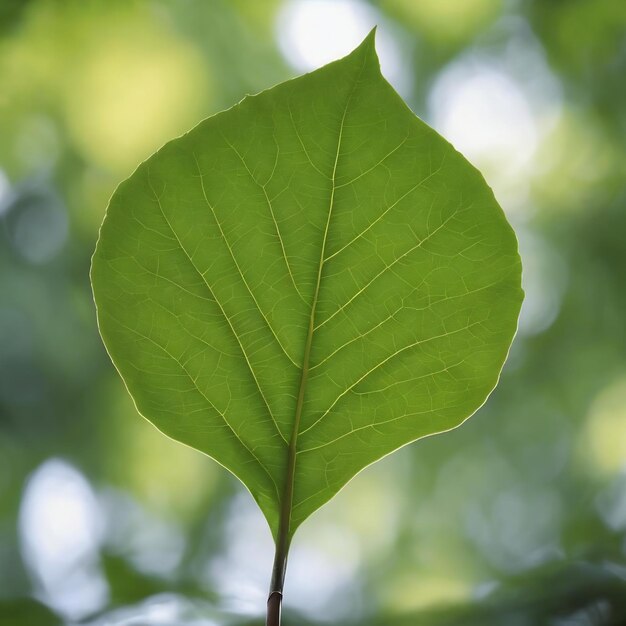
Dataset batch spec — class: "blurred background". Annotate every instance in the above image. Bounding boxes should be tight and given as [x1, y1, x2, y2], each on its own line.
[1, 1, 626, 624]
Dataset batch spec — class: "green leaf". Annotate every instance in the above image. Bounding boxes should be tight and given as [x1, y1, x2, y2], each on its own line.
[91, 31, 522, 541]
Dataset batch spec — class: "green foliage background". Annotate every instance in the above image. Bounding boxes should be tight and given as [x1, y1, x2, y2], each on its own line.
[1, 1, 625, 625]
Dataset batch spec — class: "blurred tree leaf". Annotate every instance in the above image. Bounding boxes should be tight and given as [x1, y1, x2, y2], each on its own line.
[0, 0, 33, 35]
[0, 598, 61, 626]
[382, 0, 502, 49]
[91, 31, 522, 610]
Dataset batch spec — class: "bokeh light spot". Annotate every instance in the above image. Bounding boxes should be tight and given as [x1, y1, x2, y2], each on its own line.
[4, 187, 68, 264]
[63, 12, 209, 173]
[19, 459, 108, 619]
[429, 60, 537, 181]
[584, 377, 626, 476]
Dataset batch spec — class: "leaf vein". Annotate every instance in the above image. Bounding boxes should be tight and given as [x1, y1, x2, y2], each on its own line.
[220, 136, 308, 304]
[315, 208, 459, 331]
[301, 321, 483, 437]
[148, 172, 289, 445]
[108, 314, 281, 499]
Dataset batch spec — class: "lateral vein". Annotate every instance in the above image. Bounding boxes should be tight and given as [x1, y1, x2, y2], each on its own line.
[148, 173, 289, 446]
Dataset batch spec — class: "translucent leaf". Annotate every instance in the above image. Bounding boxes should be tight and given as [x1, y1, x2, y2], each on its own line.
[91, 32, 523, 541]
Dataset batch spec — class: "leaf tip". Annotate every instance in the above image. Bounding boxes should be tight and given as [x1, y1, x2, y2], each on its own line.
[349, 26, 380, 70]
[361, 26, 377, 52]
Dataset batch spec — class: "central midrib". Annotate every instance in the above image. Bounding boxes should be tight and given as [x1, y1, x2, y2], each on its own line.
[273, 56, 368, 567]
[275, 104, 346, 550]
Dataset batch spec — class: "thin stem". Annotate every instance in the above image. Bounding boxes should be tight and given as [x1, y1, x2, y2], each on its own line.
[266, 590, 282, 626]
[267, 500, 293, 625]
[265, 312, 313, 626]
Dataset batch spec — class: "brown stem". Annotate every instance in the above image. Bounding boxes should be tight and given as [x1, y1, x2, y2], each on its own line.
[266, 591, 282, 626]
[266, 531, 289, 626]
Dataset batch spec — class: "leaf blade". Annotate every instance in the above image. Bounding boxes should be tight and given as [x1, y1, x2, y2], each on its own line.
[91, 32, 523, 539]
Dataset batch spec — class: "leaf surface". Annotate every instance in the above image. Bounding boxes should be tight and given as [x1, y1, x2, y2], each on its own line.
[91, 32, 523, 538]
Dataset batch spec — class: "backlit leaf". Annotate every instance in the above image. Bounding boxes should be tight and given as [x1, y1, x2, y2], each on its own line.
[91, 32, 523, 540]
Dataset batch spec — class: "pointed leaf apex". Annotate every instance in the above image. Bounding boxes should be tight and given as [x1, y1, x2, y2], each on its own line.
[348, 27, 379, 69]
[360, 27, 377, 52]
